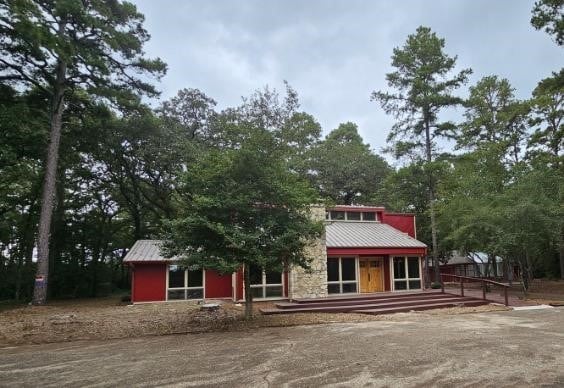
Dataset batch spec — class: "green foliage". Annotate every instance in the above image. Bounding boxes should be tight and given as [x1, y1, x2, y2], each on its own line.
[528, 69, 564, 170]
[531, 0, 564, 46]
[372, 26, 472, 160]
[0, 0, 167, 102]
[459, 76, 529, 165]
[311, 122, 391, 205]
[162, 126, 322, 273]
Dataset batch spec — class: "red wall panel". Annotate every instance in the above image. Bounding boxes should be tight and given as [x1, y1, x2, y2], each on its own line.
[132, 263, 167, 302]
[205, 270, 232, 298]
[382, 213, 416, 238]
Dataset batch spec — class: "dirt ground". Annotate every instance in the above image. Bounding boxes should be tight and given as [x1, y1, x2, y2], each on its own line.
[0, 297, 508, 346]
[0, 308, 562, 387]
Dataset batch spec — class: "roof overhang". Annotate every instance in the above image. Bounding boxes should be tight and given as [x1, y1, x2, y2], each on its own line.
[327, 247, 427, 256]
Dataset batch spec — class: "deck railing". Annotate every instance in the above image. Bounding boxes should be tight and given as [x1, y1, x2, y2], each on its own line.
[440, 273, 511, 306]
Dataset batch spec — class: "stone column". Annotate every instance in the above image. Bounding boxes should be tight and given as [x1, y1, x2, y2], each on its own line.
[289, 206, 328, 299]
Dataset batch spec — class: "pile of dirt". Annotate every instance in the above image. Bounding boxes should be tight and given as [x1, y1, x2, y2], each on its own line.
[0, 298, 509, 347]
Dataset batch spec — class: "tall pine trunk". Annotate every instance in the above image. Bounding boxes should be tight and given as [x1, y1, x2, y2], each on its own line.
[559, 229, 564, 280]
[424, 114, 440, 283]
[32, 58, 67, 305]
[243, 263, 253, 320]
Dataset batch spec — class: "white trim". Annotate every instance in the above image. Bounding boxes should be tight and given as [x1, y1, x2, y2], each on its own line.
[166, 264, 206, 301]
[327, 256, 359, 294]
[391, 256, 422, 291]
[246, 267, 285, 300]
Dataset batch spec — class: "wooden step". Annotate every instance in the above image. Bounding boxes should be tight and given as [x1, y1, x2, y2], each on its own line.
[275, 293, 455, 309]
[352, 299, 488, 315]
[260, 296, 479, 315]
[292, 291, 444, 304]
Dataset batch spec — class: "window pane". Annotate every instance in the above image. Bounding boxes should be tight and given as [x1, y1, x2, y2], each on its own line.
[250, 287, 263, 298]
[341, 258, 356, 281]
[394, 280, 407, 290]
[362, 212, 376, 221]
[393, 257, 406, 279]
[168, 265, 185, 288]
[186, 288, 203, 299]
[328, 283, 340, 294]
[408, 257, 420, 278]
[168, 289, 185, 300]
[330, 211, 345, 220]
[408, 280, 421, 290]
[327, 258, 339, 281]
[249, 264, 263, 285]
[346, 212, 361, 220]
[342, 283, 357, 293]
[265, 286, 283, 298]
[187, 269, 203, 287]
[265, 270, 282, 284]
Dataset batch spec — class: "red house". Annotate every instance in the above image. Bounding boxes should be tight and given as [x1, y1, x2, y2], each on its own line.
[124, 206, 427, 303]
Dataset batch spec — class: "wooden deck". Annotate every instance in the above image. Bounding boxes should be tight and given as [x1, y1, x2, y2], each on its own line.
[260, 290, 489, 315]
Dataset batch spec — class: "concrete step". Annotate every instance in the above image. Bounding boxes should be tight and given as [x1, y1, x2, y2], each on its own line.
[260, 296, 482, 315]
[275, 293, 456, 309]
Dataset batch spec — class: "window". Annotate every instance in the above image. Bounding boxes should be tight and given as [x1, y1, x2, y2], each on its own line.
[249, 264, 283, 299]
[327, 257, 357, 294]
[346, 212, 361, 220]
[362, 212, 376, 221]
[167, 265, 204, 300]
[330, 211, 345, 220]
[393, 257, 421, 290]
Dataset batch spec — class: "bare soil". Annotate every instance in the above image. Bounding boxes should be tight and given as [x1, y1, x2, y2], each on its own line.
[0, 297, 509, 347]
[1, 308, 563, 387]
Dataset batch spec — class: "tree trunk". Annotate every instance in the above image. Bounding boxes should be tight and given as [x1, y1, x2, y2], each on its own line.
[32, 58, 67, 305]
[424, 113, 440, 283]
[558, 227, 564, 279]
[243, 263, 253, 320]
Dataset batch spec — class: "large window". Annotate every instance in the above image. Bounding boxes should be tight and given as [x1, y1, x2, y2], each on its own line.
[168, 265, 204, 300]
[393, 257, 421, 290]
[327, 257, 357, 294]
[249, 264, 283, 299]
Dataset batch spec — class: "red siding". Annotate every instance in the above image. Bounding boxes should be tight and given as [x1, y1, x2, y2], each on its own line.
[381, 213, 416, 238]
[132, 263, 166, 302]
[205, 270, 232, 298]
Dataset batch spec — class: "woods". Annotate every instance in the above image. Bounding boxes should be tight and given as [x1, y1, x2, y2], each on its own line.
[0, 0, 562, 304]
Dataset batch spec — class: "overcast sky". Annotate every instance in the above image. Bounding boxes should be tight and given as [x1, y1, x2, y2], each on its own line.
[132, 0, 562, 157]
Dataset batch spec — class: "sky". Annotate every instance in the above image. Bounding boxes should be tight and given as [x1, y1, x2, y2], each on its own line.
[131, 0, 562, 159]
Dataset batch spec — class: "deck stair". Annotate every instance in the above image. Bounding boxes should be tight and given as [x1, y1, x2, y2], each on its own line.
[260, 291, 489, 315]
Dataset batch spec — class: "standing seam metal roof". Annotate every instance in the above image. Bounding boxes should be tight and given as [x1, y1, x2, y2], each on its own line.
[326, 221, 427, 248]
[123, 240, 172, 262]
[124, 222, 426, 262]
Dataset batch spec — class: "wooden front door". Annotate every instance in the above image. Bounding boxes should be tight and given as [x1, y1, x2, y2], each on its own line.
[360, 258, 384, 293]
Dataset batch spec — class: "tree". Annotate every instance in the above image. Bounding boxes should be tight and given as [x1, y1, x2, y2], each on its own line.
[458, 76, 529, 165]
[531, 0, 564, 46]
[372, 26, 472, 283]
[0, 0, 166, 304]
[528, 69, 564, 278]
[162, 124, 323, 319]
[312, 122, 391, 205]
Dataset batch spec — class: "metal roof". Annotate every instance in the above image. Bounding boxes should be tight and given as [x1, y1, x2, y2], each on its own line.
[326, 221, 427, 248]
[123, 240, 173, 262]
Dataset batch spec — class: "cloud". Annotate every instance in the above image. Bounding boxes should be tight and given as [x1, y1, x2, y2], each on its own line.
[133, 0, 562, 155]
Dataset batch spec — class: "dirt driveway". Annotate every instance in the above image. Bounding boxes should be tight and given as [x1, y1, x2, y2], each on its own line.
[0, 308, 563, 387]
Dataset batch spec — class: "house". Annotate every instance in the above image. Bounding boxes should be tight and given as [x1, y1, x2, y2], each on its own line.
[123, 205, 427, 303]
[439, 251, 520, 280]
